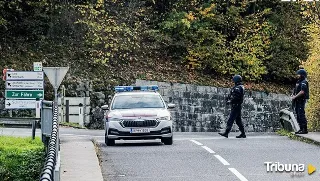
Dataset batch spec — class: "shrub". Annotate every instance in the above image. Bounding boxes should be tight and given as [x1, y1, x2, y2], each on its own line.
[0, 136, 45, 181]
[304, 22, 320, 131]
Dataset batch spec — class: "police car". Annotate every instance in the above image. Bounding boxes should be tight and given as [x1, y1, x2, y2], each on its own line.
[102, 85, 175, 146]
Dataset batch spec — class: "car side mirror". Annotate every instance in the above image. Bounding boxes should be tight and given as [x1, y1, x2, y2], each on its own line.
[101, 105, 109, 110]
[167, 103, 175, 109]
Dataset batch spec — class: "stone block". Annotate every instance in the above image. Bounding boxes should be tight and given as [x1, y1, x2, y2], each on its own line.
[158, 82, 171, 89]
[197, 86, 206, 92]
[173, 83, 187, 91]
[217, 88, 229, 95]
[208, 87, 218, 93]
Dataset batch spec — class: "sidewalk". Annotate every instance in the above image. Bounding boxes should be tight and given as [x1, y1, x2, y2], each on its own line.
[295, 132, 320, 145]
[60, 137, 104, 181]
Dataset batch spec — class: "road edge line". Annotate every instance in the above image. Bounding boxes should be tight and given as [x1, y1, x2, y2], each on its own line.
[228, 168, 248, 181]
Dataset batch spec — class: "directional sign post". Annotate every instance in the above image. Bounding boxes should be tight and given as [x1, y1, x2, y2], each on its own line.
[6, 80, 44, 89]
[5, 90, 44, 99]
[5, 100, 36, 109]
[6, 71, 44, 80]
[5, 69, 44, 110]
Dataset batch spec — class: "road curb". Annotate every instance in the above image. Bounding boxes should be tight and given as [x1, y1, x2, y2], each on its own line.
[293, 133, 320, 147]
[92, 139, 103, 167]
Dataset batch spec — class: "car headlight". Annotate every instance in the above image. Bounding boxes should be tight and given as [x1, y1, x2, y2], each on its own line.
[157, 116, 170, 120]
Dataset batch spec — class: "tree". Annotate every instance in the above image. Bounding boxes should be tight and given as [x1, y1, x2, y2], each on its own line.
[302, 14, 320, 131]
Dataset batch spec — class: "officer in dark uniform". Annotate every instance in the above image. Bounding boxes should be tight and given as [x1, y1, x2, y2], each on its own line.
[219, 75, 246, 138]
[292, 69, 309, 134]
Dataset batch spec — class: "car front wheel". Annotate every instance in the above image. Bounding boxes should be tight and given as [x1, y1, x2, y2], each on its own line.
[105, 135, 115, 146]
[161, 137, 173, 145]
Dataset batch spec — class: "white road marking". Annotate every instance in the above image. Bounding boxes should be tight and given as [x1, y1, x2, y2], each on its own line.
[61, 133, 77, 136]
[61, 134, 99, 137]
[190, 140, 203, 146]
[175, 136, 280, 140]
[228, 168, 248, 181]
[214, 155, 230, 166]
[201, 146, 215, 153]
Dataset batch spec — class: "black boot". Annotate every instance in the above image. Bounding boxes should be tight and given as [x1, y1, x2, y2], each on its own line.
[219, 132, 228, 138]
[236, 127, 246, 138]
[295, 125, 303, 134]
[236, 133, 246, 138]
[218, 128, 230, 138]
[300, 125, 308, 134]
[305, 125, 308, 134]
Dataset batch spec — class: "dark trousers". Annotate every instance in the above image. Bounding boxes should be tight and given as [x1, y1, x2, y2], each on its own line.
[226, 104, 245, 133]
[295, 100, 307, 129]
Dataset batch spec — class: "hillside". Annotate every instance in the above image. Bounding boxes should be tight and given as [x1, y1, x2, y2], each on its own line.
[1, 0, 319, 130]
[0, 0, 311, 94]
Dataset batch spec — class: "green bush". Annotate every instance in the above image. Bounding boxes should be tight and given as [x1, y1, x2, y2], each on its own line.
[304, 23, 320, 131]
[0, 136, 45, 181]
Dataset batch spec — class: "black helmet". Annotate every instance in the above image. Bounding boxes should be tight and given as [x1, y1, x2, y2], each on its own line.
[296, 69, 307, 77]
[232, 75, 242, 83]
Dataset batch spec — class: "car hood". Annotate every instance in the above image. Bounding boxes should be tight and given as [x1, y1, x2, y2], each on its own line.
[109, 108, 169, 118]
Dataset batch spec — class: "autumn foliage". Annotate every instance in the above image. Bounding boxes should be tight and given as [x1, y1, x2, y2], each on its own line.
[0, 0, 319, 129]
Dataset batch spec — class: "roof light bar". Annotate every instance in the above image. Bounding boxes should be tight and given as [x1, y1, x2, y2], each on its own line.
[114, 85, 159, 92]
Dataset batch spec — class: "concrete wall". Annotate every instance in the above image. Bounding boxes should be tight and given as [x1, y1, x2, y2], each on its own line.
[136, 79, 292, 132]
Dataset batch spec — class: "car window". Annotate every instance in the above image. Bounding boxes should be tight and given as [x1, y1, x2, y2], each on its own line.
[111, 94, 165, 109]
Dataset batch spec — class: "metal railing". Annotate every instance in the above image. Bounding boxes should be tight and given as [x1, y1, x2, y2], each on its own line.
[0, 117, 39, 139]
[39, 102, 60, 181]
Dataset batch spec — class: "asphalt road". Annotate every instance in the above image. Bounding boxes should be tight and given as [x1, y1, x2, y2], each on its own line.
[2, 128, 320, 181]
[95, 132, 320, 181]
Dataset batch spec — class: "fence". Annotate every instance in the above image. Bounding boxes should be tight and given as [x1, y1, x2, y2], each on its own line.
[39, 101, 61, 181]
[58, 97, 90, 125]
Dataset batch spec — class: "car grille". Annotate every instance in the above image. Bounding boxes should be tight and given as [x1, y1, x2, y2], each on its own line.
[121, 120, 159, 128]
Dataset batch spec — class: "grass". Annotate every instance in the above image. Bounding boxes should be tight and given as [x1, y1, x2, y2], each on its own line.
[276, 129, 320, 147]
[0, 136, 45, 181]
[59, 122, 85, 129]
[0, 136, 43, 150]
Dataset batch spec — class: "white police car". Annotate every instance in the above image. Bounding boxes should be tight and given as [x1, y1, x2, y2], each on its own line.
[102, 85, 175, 146]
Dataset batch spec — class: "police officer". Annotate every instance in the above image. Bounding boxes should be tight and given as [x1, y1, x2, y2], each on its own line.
[219, 75, 246, 138]
[292, 69, 309, 134]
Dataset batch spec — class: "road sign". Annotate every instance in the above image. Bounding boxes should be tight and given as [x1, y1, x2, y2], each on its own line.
[6, 71, 44, 80]
[43, 67, 69, 89]
[34, 62, 43, 71]
[5, 90, 44, 99]
[43, 67, 69, 103]
[5, 100, 36, 109]
[2, 69, 14, 81]
[6, 80, 44, 89]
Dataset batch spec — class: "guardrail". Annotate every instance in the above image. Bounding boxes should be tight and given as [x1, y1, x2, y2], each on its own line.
[39, 102, 61, 181]
[279, 108, 299, 132]
[0, 117, 39, 139]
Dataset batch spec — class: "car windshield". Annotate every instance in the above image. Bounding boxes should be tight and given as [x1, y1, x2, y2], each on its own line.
[111, 94, 165, 109]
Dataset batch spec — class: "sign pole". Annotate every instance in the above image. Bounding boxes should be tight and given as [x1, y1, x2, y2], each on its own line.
[54, 67, 57, 104]
[43, 66, 69, 153]
[54, 88, 58, 105]
[36, 98, 41, 119]
[79, 103, 84, 127]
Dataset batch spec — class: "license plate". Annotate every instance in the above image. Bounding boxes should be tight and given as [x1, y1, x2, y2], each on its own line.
[130, 128, 150, 133]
